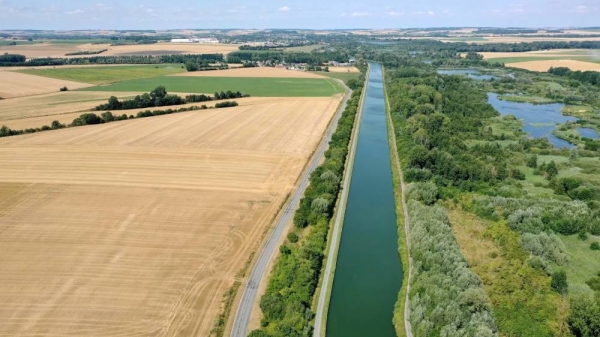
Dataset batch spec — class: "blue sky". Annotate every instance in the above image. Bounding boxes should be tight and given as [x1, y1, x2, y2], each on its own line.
[0, 0, 598, 30]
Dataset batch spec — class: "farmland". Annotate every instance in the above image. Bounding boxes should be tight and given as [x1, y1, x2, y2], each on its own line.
[82, 76, 345, 97]
[18, 64, 186, 84]
[0, 71, 93, 98]
[174, 67, 324, 78]
[0, 42, 239, 59]
[0, 95, 342, 336]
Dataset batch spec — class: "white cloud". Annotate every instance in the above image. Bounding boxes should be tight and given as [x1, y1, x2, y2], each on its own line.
[570, 5, 588, 13]
[66, 9, 84, 15]
[279, 6, 290, 12]
[350, 12, 371, 17]
[340, 13, 347, 17]
[428, 11, 435, 16]
[388, 11, 404, 16]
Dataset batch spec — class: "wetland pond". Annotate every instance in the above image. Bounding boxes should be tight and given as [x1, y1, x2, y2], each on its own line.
[487, 93, 577, 149]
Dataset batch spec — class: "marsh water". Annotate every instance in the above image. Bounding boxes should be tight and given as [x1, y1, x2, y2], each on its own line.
[578, 127, 599, 139]
[326, 63, 402, 337]
[437, 69, 499, 81]
[487, 93, 577, 149]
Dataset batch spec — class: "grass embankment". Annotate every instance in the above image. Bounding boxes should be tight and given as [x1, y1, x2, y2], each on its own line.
[82, 77, 345, 97]
[382, 67, 409, 337]
[18, 64, 185, 84]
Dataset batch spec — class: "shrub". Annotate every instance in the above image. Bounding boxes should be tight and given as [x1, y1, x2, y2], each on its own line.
[550, 270, 568, 294]
[215, 101, 239, 108]
[406, 181, 439, 205]
[70, 113, 104, 126]
[579, 231, 589, 241]
[569, 296, 600, 336]
[287, 232, 299, 243]
[591, 242, 600, 251]
[521, 232, 568, 265]
[59, 86, 68, 92]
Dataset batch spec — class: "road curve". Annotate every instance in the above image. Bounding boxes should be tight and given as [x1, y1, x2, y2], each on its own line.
[312, 66, 369, 337]
[230, 80, 352, 337]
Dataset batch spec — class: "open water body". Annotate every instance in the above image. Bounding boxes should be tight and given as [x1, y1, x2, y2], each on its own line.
[487, 93, 577, 149]
[578, 127, 599, 139]
[326, 63, 402, 337]
[437, 68, 499, 81]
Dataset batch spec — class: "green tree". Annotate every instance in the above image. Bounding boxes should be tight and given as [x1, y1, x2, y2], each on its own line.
[550, 270, 568, 294]
[546, 161, 558, 180]
[527, 154, 538, 168]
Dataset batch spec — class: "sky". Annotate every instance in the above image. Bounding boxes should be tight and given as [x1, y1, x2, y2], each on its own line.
[0, 0, 599, 30]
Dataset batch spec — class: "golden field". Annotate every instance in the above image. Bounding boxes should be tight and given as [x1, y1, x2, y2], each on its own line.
[0, 71, 92, 99]
[0, 95, 341, 336]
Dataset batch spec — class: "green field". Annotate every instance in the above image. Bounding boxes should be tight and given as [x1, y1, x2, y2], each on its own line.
[0, 40, 39, 46]
[312, 71, 360, 83]
[81, 76, 345, 97]
[19, 65, 186, 84]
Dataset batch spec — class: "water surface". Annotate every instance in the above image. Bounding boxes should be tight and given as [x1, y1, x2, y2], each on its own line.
[326, 63, 402, 337]
[487, 93, 576, 148]
[437, 69, 499, 81]
[578, 127, 599, 139]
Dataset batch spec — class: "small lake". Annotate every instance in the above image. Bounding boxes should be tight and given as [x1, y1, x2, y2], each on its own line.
[437, 69, 499, 81]
[487, 93, 577, 148]
[578, 127, 599, 139]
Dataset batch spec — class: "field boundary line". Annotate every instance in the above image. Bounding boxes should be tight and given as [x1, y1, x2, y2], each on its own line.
[312, 66, 369, 337]
[382, 66, 413, 337]
[229, 85, 353, 337]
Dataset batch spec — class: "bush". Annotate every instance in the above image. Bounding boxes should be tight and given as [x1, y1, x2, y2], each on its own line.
[70, 113, 104, 126]
[550, 270, 568, 294]
[59, 86, 68, 92]
[579, 231, 589, 241]
[215, 101, 239, 108]
[591, 242, 600, 251]
[521, 232, 568, 265]
[287, 232, 299, 243]
[406, 181, 439, 205]
[569, 296, 600, 337]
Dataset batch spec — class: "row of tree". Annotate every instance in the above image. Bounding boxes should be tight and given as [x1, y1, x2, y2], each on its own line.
[250, 74, 365, 337]
[0, 101, 241, 139]
[95, 87, 247, 111]
[0, 53, 225, 67]
[549, 67, 600, 86]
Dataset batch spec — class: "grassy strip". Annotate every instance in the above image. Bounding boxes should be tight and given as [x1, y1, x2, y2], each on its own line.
[311, 71, 361, 83]
[382, 67, 409, 337]
[249, 80, 364, 337]
[211, 281, 241, 337]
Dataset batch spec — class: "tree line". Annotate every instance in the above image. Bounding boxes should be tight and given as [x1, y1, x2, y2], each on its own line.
[249, 71, 365, 337]
[94, 86, 247, 111]
[0, 101, 240, 139]
[549, 66, 600, 86]
[0, 53, 225, 67]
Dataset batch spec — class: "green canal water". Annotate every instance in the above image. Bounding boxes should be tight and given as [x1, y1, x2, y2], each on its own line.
[325, 63, 402, 337]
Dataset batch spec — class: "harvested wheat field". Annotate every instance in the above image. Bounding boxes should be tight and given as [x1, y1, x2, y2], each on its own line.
[506, 59, 600, 72]
[103, 43, 239, 56]
[0, 95, 341, 336]
[327, 66, 360, 73]
[0, 43, 92, 58]
[0, 96, 299, 130]
[173, 66, 324, 78]
[0, 71, 92, 99]
[477, 50, 593, 59]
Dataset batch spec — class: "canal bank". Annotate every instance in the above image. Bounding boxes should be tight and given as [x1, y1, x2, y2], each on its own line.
[325, 63, 402, 337]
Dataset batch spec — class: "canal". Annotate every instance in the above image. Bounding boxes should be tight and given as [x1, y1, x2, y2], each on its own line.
[326, 63, 402, 337]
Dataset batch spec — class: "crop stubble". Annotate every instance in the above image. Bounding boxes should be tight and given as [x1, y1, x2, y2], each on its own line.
[0, 96, 341, 336]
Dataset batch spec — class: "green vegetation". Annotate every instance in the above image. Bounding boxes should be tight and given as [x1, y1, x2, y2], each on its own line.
[19, 64, 185, 84]
[311, 71, 361, 83]
[250, 70, 363, 337]
[65, 49, 108, 56]
[94, 86, 245, 111]
[82, 77, 345, 97]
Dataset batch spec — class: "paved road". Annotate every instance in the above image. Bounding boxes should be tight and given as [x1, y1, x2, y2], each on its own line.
[312, 68, 368, 337]
[230, 81, 352, 337]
